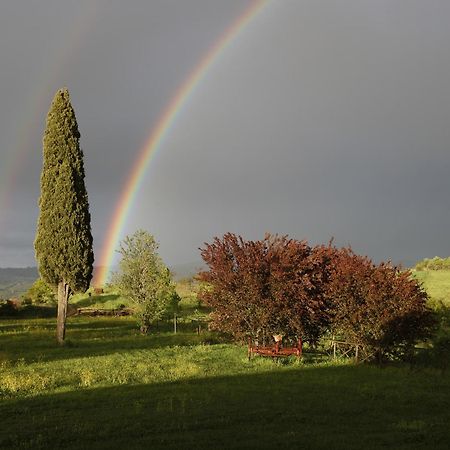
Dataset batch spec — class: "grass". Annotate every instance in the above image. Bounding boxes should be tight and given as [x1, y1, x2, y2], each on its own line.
[1, 315, 449, 449]
[2, 361, 448, 450]
[413, 270, 450, 307]
[0, 282, 449, 449]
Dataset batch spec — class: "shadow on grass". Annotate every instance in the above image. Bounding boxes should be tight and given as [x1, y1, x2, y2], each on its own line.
[0, 317, 227, 364]
[1, 365, 449, 450]
[0, 305, 56, 319]
[72, 294, 121, 308]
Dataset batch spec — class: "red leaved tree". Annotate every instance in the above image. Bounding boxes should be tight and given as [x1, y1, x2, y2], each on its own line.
[198, 233, 333, 344]
[325, 248, 435, 360]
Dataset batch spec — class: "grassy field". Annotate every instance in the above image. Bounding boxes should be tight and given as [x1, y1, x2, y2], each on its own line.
[0, 281, 449, 449]
[413, 270, 450, 307]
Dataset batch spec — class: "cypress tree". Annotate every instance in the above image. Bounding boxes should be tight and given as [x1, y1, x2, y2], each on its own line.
[35, 88, 94, 344]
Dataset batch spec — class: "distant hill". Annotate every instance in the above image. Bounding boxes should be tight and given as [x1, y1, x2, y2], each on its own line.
[0, 262, 206, 297]
[0, 267, 38, 298]
[0, 266, 116, 298]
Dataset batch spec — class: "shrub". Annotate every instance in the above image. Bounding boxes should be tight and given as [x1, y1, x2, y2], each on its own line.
[22, 278, 56, 305]
[198, 233, 335, 344]
[326, 248, 435, 361]
[199, 233, 436, 361]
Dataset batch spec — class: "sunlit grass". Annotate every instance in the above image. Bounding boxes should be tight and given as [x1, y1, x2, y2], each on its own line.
[413, 270, 450, 307]
[0, 281, 449, 449]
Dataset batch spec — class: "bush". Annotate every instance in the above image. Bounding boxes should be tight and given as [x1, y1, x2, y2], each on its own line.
[326, 248, 435, 361]
[22, 278, 56, 305]
[198, 233, 335, 344]
[0, 299, 19, 316]
[199, 233, 435, 361]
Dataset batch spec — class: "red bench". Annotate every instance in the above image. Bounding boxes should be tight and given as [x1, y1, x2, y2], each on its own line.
[248, 336, 303, 360]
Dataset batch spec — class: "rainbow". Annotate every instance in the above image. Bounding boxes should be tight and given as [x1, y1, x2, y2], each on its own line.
[95, 0, 268, 286]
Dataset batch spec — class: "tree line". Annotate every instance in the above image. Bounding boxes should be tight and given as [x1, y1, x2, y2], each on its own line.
[415, 256, 450, 271]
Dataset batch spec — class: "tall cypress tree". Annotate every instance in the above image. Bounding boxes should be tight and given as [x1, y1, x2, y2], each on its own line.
[35, 88, 94, 344]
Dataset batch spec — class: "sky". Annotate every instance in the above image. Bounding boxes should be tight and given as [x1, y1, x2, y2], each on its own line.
[1, 0, 450, 269]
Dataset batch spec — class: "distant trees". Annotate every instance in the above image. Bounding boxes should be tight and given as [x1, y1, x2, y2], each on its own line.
[415, 256, 450, 271]
[198, 233, 434, 361]
[35, 88, 94, 344]
[114, 230, 180, 333]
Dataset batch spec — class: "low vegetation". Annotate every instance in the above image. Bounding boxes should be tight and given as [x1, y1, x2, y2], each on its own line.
[415, 256, 450, 271]
[0, 304, 449, 449]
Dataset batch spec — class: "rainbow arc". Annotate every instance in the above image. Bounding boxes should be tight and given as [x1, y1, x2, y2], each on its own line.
[95, 0, 268, 286]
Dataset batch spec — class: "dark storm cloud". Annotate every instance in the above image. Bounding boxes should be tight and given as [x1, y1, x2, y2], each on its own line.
[1, 0, 450, 268]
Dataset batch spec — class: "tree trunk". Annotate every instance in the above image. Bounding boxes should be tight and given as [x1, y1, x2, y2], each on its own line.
[57, 280, 70, 345]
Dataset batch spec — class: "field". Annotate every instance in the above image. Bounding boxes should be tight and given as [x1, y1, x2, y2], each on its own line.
[413, 270, 450, 307]
[0, 281, 449, 449]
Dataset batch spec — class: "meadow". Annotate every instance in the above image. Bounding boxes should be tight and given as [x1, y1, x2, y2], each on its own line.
[413, 270, 450, 307]
[0, 280, 449, 449]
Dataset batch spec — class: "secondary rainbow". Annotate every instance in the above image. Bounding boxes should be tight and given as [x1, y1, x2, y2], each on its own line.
[95, 0, 268, 286]
[0, 2, 101, 223]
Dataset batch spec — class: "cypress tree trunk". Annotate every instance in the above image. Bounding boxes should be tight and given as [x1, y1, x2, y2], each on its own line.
[56, 280, 70, 345]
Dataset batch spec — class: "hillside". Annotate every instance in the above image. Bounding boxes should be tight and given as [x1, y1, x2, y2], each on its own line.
[0, 267, 38, 299]
[413, 269, 450, 306]
[0, 262, 205, 298]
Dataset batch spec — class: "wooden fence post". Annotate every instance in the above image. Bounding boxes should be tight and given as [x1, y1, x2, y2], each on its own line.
[173, 313, 177, 334]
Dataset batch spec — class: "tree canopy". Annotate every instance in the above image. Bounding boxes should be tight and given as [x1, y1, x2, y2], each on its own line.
[35, 87, 94, 343]
[198, 233, 434, 361]
[114, 230, 180, 333]
[198, 233, 334, 344]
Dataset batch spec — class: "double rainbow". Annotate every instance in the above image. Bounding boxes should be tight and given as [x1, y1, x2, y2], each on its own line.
[95, 0, 268, 286]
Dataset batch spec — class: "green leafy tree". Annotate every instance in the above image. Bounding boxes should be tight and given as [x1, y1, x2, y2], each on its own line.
[35, 88, 94, 344]
[114, 230, 180, 333]
[23, 278, 56, 304]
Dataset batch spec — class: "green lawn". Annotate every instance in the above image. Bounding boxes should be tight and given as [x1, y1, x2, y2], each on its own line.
[0, 312, 449, 450]
[0, 278, 449, 449]
[413, 270, 450, 307]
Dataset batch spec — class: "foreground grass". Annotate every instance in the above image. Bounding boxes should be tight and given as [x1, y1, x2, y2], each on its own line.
[1, 315, 449, 449]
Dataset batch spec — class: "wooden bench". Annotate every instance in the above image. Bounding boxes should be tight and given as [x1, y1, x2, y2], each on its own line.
[248, 336, 303, 360]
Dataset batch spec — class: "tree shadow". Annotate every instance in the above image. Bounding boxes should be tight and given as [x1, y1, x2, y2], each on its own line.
[1, 366, 449, 450]
[73, 294, 121, 308]
[0, 317, 225, 364]
[0, 305, 56, 319]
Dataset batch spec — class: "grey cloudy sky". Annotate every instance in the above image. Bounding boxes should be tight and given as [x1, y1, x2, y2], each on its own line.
[1, 0, 449, 268]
